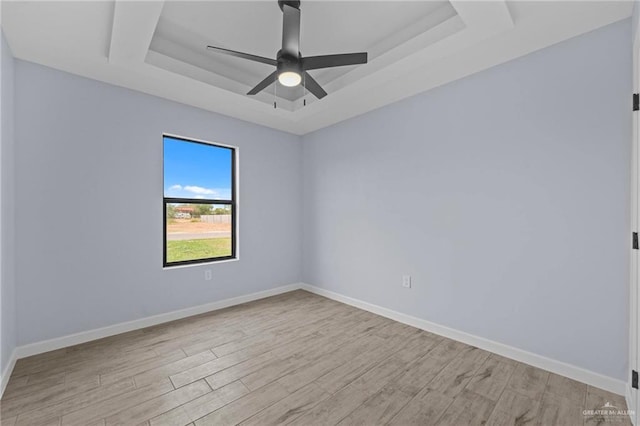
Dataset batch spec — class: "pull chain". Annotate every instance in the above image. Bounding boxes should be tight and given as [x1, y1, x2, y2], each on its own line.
[274, 77, 277, 109]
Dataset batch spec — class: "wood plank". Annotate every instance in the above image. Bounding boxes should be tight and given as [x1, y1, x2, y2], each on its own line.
[14, 379, 135, 426]
[387, 388, 453, 425]
[104, 380, 211, 425]
[487, 388, 540, 425]
[545, 372, 587, 406]
[1, 375, 101, 420]
[209, 305, 346, 359]
[181, 331, 246, 357]
[535, 392, 584, 426]
[585, 385, 628, 411]
[16, 415, 61, 426]
[427, 338, 470, 362]
[3, 373, 65, 401]
[313, 335, 397, 394]
[485, 409, 533, 426]
[193, 381, 289, 425]
[436, 388, 495, 426]
[100, 349, 186, 385]
[14, 345, 158, 379]
[276, 330, 391, 394]
[506, 364, 550, 401]
[338, 350, 452, 425]
[15, 414, 61, 426]
[288, 354, 414, 425]
[239, 322, 378, 391]
[204, 351, 276, 390]
[464, 357, 515, 401]
[23, 371, 65, 388]
[1, 416, 17, 426]
[337, 386, 413, 426]
[178, 380, 249, 423]
[134, 351, 217, 388]
[61, 380, 175, 426]
[170, 350, 258, 389]
[240, 382, 329, 426]
[427, 346, 490, 397]
[487, 353, 519, 366]
[148, 406, 191, 426]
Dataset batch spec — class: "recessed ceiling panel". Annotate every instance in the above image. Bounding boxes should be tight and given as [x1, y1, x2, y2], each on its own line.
[149, 1, 457, 104]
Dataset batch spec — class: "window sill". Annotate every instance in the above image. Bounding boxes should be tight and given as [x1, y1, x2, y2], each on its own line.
[163, 257, 239, 270]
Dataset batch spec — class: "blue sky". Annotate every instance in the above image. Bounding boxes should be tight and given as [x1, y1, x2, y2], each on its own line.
[164, 136, 232, 200]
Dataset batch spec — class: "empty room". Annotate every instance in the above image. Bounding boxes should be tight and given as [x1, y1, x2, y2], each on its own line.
[0, 0, 639, 425]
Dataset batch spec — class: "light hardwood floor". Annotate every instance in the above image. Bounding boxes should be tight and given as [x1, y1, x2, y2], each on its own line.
[0, 290, 631, 426]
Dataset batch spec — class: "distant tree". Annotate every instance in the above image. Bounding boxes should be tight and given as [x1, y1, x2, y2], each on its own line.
[213, 207, 231, 215]
[194, 204, 213, 217]
[166, 204, 176, 219]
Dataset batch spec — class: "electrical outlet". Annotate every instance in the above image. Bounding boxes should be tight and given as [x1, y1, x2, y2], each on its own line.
[402, 275, 411, 288]
[204, 270, 212, 281]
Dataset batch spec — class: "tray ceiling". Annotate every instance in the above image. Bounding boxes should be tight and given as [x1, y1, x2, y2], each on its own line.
[150, 1, 455, 103]
[1, 1, 633, 135]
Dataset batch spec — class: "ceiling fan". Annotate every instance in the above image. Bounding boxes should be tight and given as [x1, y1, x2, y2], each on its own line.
[206, 0, 368, 100]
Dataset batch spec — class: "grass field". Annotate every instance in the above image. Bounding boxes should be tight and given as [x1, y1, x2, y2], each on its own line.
[166, 238, 232, 263]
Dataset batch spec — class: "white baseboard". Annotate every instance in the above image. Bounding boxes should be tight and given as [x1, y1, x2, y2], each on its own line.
[14, 283, 303, 361]
[0, 348, 17, 398]
[300, 283, 627, 396]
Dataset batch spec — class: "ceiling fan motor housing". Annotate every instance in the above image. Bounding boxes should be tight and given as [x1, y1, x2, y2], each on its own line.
[276, 49, 302, 76]
[278, 0, 301, 11]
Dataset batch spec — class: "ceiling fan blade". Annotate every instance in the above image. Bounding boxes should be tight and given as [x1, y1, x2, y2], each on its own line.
[303, 72, 327, 99]
[302, 52, 367, 71]
[247, 71, 278, 95]
[207, 45, 277, 66]
[281, 4, 300, 57]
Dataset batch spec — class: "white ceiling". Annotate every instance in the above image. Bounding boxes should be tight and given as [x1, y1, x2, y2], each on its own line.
[151, 1, 454, 101]
[1, 1, 633, 135]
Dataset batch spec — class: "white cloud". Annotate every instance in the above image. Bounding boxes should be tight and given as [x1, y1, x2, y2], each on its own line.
[193, 195, 205, 199]
[168, 184, 182, 191]
[184, 185, 218, 196]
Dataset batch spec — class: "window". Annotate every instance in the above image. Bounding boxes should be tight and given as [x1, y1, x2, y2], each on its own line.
[163, 135, 236, 266]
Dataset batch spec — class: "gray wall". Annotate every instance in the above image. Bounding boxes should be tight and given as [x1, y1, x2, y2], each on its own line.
[634, 1, 639, 43]
[1, 31, 16, 378]
[13, 61, 302, 345]
[302, 20, 631, 380]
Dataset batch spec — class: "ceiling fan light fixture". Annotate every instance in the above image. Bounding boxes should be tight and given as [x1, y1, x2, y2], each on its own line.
[278, 71, 301, 87]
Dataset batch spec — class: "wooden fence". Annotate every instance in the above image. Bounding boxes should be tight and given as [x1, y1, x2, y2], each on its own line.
[200, 214, 231, 224]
